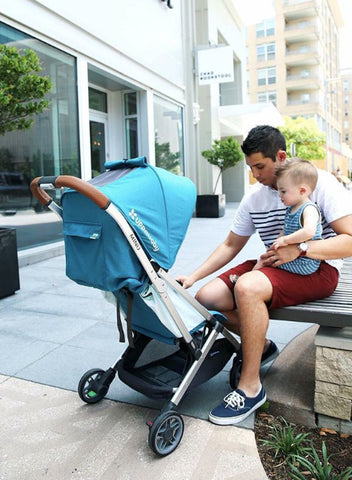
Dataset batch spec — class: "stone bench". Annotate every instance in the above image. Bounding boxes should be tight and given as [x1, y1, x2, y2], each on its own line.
[269, 257, 352, 431]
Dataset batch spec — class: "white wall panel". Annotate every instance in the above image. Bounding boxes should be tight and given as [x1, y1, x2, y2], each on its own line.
[1, 0, 185, 99]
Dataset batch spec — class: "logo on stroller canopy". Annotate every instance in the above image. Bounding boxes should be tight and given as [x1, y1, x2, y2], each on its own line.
[129, 208, 159, 252]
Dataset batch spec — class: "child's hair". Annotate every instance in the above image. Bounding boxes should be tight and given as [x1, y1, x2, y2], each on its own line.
[276, 158, 318, 191]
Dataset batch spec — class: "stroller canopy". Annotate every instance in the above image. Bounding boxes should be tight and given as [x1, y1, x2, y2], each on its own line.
[61, 158, 196, 293]
[93, 158, 196, 269]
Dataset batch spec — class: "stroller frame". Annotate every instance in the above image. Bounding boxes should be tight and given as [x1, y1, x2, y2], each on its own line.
[31, 174, 240, 456]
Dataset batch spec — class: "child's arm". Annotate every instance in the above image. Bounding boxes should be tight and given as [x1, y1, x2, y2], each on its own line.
[273, 205, 320, 249]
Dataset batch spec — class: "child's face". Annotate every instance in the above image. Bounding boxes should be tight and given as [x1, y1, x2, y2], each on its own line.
[277, 176, 308, 207]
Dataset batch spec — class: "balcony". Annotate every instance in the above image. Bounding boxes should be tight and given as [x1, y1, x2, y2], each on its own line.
[283, 98, 320, 117]
[283, 0, 319, 21]
[285, 47, 320, 66]
[285, 21, 320, 44]
[286, 73, 321, 91]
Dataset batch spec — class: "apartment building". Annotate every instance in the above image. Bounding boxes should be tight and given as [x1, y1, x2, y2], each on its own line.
[341, 74, 352, 146]
[340, 73, 352, 177]
[247, 0, 343, 172]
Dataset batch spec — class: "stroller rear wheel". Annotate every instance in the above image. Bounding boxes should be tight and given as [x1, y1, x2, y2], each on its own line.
[148, 411, 184, 456]
[78, 368, 109, 404]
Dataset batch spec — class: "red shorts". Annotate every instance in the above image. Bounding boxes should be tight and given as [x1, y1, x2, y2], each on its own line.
[218, 260, 339, 309]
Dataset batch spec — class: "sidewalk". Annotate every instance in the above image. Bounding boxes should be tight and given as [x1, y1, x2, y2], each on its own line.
[0, 203, 315, 479]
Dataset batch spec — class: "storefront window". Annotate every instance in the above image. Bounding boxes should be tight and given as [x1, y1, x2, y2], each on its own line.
[124, 92, 138, 159]
[153, 96, 184, 175]
[89, 87, 107, 113]
[0, 22, 79, 249]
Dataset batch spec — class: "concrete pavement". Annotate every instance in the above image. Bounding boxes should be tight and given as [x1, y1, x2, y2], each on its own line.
[0, 203, 316, 479]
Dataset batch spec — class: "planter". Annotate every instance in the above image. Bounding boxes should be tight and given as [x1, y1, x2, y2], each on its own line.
[0, 228, 20, 298]
[196, 194, 226, 218]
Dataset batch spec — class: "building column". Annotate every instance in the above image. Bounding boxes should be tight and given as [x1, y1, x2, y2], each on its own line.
[76, 57, 91, 180]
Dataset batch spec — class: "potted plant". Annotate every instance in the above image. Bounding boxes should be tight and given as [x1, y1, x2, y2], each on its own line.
[196, 136, 243, 217]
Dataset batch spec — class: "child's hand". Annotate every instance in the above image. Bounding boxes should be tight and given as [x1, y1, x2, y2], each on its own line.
[272, 236, 288, 250]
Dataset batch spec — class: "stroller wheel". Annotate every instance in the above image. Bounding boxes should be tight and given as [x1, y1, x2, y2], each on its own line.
[78, 368, 108, 404]
[148, 412, 184, 456]
[229, 356, 242, 390]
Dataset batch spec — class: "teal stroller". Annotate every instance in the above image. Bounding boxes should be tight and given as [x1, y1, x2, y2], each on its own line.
[31, 157, 240, 456]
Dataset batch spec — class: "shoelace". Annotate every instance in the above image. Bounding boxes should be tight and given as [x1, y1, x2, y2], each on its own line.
[224, 390, 245, 410]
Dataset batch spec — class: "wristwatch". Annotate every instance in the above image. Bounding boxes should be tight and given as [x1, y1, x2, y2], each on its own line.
[298, 242, 308, 257]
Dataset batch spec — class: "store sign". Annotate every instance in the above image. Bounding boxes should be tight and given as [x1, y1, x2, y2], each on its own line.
[197, 46, 234, 85]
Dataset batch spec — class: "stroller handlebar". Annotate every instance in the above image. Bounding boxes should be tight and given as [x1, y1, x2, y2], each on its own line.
[30, 175, 111, 210]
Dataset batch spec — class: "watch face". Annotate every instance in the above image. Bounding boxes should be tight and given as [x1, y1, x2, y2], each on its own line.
[300, 242, 308, 252]
[299, 242, 308, 256]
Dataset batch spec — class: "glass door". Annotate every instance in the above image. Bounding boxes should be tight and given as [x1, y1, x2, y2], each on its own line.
[90, 120, 107, 177]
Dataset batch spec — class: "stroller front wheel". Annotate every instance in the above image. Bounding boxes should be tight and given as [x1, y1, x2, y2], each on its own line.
[148, 411, 184, 456]
[78, 368, 108, 404]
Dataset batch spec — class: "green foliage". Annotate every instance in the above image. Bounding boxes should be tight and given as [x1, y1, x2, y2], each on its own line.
[260, 417, 312, 463]
[201, 136, 243, 193]
[155, 134, 181, 175]
[289, 441, 352, 480]
[260, 417, 352, 480]
[0, 147, 14, 171]
[201, 136, 243, 170]
[279, 116, 326, 161]
[0, 44, 52, 136]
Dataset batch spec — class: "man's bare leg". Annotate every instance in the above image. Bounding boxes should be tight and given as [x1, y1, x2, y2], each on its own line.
[234, 270, 273, 396]
[208, 270, 273, 425]
[195, 276, 272, 347]
[195, 277, 235, 311]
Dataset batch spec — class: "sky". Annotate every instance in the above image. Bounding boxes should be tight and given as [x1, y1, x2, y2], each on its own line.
[234, 0, 352, 70]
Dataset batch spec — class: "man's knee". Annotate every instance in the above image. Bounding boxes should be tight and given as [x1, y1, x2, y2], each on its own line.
[234, 271, 273, 302]
[195, 284, 217, 309]
[195, 279, 234, 311]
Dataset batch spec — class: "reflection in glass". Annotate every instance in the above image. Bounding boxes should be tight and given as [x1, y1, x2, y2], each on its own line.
[124, 92, 137, 116]
[90, 121, 106, 177]
[153, 96, 184, 175]
[124, 92, 138, 158]
[125, 118, 138, 159]
[89, 88, 107, 113]
[0, 22, 80, 249]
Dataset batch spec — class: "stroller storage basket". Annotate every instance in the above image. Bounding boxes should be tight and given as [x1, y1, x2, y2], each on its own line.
[117, 333, 236, 399]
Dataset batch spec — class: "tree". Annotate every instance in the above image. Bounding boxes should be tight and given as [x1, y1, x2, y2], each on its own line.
[155, 133, 182, 175]
[0, 44, 52, 136]
[278, 116, 326, 161]
[201, 136, 243, 193]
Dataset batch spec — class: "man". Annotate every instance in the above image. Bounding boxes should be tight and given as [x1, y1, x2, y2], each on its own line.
[178, 125, 352, 425]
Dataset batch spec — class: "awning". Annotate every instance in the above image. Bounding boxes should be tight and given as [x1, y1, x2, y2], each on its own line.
[218, 102, 284, 138]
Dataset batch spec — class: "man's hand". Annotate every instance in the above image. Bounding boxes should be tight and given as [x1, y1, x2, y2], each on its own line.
[260, 244, 300, 267]
[252, 258, 265, 270]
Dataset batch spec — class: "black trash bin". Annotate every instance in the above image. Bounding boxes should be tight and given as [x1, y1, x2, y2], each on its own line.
[0, 228, 20, 298]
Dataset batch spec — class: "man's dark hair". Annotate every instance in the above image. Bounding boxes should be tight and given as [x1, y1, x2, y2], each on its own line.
[241, 125, 286, 161]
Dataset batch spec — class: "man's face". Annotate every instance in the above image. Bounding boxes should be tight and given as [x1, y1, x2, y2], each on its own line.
[245, 152, 283, 188]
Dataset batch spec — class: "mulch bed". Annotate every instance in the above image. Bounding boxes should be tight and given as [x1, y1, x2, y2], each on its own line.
[255, 413, 352, 479]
